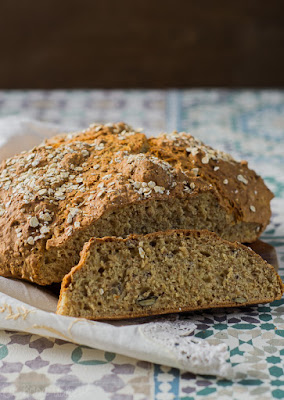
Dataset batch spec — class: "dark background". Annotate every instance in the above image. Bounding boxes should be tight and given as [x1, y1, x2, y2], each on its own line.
[0, 0, 284, 88]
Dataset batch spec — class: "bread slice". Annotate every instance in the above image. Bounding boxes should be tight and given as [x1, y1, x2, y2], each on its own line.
[0, 123, 273, 285]
[57, 230, 283, 320]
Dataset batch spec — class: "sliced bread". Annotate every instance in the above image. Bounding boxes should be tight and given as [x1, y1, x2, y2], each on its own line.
[57, 230, 283, 320]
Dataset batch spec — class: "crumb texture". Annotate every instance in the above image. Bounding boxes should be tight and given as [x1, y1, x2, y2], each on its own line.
[0, 122, 273, 285]
[57, 230, 283, 320]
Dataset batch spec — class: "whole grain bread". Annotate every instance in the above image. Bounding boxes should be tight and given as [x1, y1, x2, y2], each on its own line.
[57, 229, 284, 320]
[0, 122, 273, 285]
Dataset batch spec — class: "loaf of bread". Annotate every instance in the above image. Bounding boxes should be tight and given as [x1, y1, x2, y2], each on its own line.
[0, 122, 273, 285]
[57, 230, 283, 320]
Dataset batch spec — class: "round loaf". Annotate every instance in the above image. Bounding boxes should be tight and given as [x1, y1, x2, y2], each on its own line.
[0, 122, 273, 285]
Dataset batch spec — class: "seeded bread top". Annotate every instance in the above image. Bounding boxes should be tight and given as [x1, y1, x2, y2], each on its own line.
[0, 122, 273, 255]
[148, 132, 273, 224]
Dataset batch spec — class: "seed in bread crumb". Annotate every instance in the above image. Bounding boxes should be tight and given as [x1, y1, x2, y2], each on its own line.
[29, 216, 39, 228]
[214, 166, 219, 171]
[54, 192, 66, 200]
[250, 205, 256, 212]
[40, 226, 50, 234]
[99, 288, 104, 295]
[136, 296, 157, 306]
[26, 236, 34, 245]
[138, 243, 145, 259]
[192, 168, 199, 176]
[133, 181, 142, 189]
[186, 147, 199, 156]
[97, 191, 105, 198]
[26, 153, 35, 161]
[154, 186, 165, 194]
[201, 156, 209, 164]
[102, 174, 112, 180]
[233, 297, 247, 303]
[223, 179, 228, 185]
[190, 182, 195, 189]
[39, 212, 52, 222]
[95, 143, 105, 151]
[38, 189, 47, 195]
[183, 186, 192, 193]
[148, 181, 156, 189]
[237, 174, 248, 185]
[66, 226, 73, 236]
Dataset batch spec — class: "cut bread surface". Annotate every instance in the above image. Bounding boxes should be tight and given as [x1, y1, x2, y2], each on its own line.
[42, 193, 260, 285]
[57, 230, 283, 320]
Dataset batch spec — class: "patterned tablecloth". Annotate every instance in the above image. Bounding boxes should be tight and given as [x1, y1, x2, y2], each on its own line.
[0, 90, 283, 400]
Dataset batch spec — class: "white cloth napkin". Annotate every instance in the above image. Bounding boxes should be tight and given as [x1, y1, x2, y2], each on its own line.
[0, 116, 231, 377]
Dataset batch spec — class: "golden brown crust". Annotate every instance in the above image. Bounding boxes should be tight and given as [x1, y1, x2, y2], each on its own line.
[57, 229, 283, 320]
[148, 133, 273, 226]
[0, 122, 274, 285]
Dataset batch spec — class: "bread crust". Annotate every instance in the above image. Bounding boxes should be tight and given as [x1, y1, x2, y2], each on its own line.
[0, 123, 274, 285]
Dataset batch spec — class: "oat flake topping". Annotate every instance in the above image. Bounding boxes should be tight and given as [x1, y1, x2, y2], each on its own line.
[0, 122, 273, 254]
